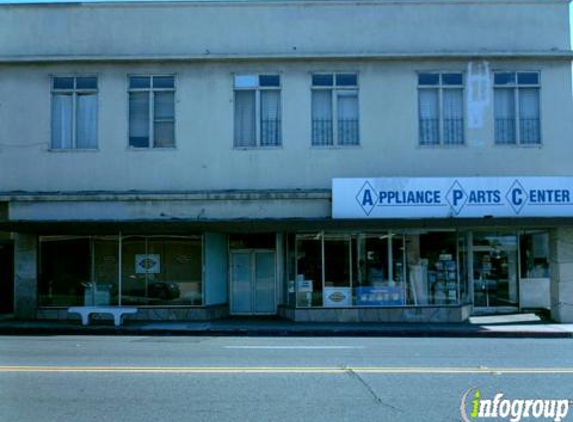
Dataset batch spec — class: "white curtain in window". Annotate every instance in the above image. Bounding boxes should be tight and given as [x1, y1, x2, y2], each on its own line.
[419, 89, 439, 144]
[234, 90, 256, 147]
[76, 94, 97, 149]
[260, 90, 281, 146]
[311, 90, 332, 145]
[154, 92, 174, 120]
[51, 94, 73, 149]
[494, 88, 515, 144]
[153, 92, 175, 147]
[443, 89, 463, 145]
[337, 91, 359, 145]
[519, 88, 540, 144]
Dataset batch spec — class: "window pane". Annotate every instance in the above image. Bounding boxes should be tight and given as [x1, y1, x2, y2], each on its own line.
[129, 92, 150, 148]
[53, 77, 74, 90]
[51, 94, 73, 149]
[443, 89, 464, 145]
[92, 237, 119, 306]
[324, 236, 351, 289]
[418, 73, 439, 86]
[520, 232, 550, 279]
[311, 89, 333, 145]
[519, 88, 540, 144]
[234, 90, 256, 147]
[259, 74, 280, 87]
[76, 77, 97, 90]
[419, 89, 439, 145]
[494, 88, 516, 144]
[234, 75, 257, 88]
[442, 73, 463, 85]
[76, 93, 98, 149]
[336, 73, 357, 86]
[260, 90, 281, 146]
[518, 72, 539, 85]
[154, 92, 174, 120]
[38, 238, 90, 306]
[494, 72, 516, 85]
[337, 91, 359, 145]
[312, 74, 333, 87]
[153, 76, 174, 89]
[296, 234, 323, 307]
[130, 76, 151, 89]
[153, 122, 175, 148]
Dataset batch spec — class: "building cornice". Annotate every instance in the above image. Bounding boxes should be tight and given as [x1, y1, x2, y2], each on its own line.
[1, 50, 572, 64]
[0, 190, 333, 202]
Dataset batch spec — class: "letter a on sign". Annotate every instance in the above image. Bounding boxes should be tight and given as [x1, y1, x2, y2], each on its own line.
[362, 189, 373, 206]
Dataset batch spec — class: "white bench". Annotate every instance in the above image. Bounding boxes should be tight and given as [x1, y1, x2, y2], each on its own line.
[68, 306, 138, 327]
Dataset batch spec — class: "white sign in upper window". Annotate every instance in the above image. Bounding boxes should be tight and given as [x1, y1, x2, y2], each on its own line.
[418, 72, 464, 146]
[234, 74, 281, 148]
[51, 76, 98, 150]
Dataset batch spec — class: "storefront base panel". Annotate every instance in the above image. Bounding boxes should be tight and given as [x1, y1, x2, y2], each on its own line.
[37, 305, 229, 323]
[278, 305, 472, 323]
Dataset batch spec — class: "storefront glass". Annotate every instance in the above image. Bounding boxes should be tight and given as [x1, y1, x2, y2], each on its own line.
[39, 237, 91, 306]
[122, 236, 203, 306]
[292, 230, 468, 308]
[472, 232, 519, 308]
[39, 235, 203, 307]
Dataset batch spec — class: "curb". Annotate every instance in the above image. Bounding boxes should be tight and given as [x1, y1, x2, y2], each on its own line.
[0, 325, 571, 338]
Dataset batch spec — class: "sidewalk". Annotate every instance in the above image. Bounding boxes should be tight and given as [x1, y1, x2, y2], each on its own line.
[0, 314, 572, 338]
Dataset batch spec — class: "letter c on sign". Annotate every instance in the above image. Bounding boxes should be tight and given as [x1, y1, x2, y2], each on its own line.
[512, 188, 524, 206]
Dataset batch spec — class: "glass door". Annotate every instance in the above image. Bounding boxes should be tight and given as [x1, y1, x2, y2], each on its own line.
[472, 232, 519, 309]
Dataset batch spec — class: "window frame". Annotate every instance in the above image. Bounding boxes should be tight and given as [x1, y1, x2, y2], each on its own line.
[311, 72, 360, 147]
[127, 74, 176, 150]
[493, 71, 541, 146]
[417, 71, 465, 147]
[50, 75, 99, 151]
[233, 73, 282, 149]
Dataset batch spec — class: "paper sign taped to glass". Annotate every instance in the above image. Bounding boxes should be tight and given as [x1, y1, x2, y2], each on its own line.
[135, 254, 161, 274]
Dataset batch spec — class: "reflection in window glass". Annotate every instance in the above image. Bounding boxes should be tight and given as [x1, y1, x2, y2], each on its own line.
[121, 236, 202, 306]
[520, 231, 550, 278]
[295, 234, 322, 307]
[39, 238, 91, 306]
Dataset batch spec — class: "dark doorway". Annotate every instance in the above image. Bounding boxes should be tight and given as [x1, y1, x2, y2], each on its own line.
[0, 241, 14, 314]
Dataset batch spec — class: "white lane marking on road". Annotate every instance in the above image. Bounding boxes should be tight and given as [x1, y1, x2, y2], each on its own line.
[223, 346, 365, 350]
[1, 366, 573, 374]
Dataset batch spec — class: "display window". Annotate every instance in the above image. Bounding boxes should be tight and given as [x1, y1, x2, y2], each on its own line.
[39, 235, 203, 307]
[290, 230, 470, 308]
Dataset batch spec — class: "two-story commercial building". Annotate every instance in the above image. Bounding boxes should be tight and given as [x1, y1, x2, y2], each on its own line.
[1, 0, 572, 323]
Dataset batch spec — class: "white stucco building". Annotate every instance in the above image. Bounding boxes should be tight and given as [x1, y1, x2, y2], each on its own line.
[1, 0, 572, 323]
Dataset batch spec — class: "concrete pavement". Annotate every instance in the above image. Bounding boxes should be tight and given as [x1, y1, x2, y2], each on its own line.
[0, 313, 572, 338]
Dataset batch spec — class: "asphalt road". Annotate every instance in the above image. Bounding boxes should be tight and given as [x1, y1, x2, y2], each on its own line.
[1, 336, 572, 422]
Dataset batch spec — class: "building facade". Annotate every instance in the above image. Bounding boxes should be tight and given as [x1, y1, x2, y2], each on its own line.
[1, 0, 572, 323]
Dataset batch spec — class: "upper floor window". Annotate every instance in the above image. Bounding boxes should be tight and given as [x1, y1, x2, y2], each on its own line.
[312, 73, 359, 146]
[51, 76, 98, 150]
[129, 75, 175, 148]
[234, 74, 281, 148]
[494, 72, 540, 145]
[418, 72, 464, 146]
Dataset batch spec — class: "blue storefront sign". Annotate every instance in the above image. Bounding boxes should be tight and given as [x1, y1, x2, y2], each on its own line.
[333, 177, 573, 219]
[356, 286, 405, 306]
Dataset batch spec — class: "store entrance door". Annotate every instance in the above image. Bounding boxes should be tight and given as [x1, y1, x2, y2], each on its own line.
[0, 241, 14, 314]
[230, 250, 276, 315]
[472, 233, 519, 311]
